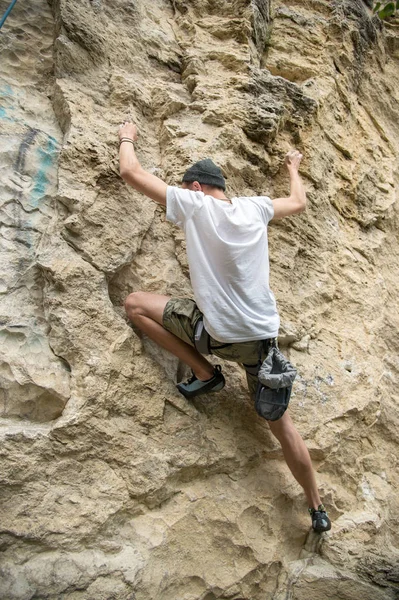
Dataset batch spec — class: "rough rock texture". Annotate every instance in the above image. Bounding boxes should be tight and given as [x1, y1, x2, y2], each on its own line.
[0, 0, 70, 424]
[1, 0, 399, 598]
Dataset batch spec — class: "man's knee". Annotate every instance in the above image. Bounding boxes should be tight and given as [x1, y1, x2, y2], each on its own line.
[124, 292, 170, 326]
[124, 291, 146, 319]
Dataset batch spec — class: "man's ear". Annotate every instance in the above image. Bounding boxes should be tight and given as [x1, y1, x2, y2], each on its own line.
[191, 181, 203, 192]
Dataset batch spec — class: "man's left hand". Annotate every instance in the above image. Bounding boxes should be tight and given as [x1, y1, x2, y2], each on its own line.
[285, 150, 303, 172]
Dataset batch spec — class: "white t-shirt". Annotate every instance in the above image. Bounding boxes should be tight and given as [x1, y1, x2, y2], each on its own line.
[166, 186, 280, 342]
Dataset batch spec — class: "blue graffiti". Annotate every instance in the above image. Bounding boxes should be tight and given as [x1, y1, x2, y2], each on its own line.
[0, 79, 61, 255]
[0, 106, 11, 121]
[0, 81, 58, 144]
[0, 81, 17, 98]
[0, 86, 15, 122]
[31, 136, 59, 207]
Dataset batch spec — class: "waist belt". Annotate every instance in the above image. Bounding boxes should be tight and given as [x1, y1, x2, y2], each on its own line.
[194, 318, 233, 355]
[194, 318, 276, 365]
[243, 363, 260, 376]
[194, 318, 211, 355]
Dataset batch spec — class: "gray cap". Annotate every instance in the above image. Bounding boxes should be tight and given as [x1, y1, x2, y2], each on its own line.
[182, 158, 226, 190]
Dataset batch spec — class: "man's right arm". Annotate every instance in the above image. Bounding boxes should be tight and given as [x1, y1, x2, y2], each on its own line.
[119, 122, 167, 206]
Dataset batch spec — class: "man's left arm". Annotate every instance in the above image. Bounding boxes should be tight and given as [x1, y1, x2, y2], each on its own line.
[272, 150, 307, 219]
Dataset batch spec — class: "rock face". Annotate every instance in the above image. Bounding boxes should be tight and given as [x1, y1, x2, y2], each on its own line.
[1, 0, 399, 598]
[0, 0, 70, 424]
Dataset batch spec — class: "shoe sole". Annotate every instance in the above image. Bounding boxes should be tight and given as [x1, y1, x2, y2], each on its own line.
[210, 381, 224, 392]
[313, 524, 332, 533]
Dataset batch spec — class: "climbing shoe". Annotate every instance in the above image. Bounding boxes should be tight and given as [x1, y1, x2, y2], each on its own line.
[176, 365, 225, 399]
[309, 504, 332, 533]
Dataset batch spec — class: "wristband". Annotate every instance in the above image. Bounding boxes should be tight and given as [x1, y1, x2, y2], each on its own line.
[119, 138, 135, 146]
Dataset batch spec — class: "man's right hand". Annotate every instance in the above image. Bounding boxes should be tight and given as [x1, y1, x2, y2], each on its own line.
[119, 121, 138, 142]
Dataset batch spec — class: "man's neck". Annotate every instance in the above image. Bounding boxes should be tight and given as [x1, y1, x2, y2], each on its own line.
[203, 187, 231, 202]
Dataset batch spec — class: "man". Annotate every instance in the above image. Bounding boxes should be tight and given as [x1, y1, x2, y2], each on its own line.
[118, 121, 331, 533]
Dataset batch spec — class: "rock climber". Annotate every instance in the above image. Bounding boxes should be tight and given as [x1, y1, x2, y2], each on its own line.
[118, 121, 331, 534]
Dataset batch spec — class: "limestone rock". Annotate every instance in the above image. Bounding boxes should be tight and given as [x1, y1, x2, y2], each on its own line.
[1, 0, 399, 599]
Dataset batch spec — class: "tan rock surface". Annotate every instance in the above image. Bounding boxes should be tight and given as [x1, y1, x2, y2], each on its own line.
[0, 0, 399, 598]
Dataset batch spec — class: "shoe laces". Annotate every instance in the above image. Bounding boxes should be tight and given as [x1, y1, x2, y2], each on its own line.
[308, 504, 327, 515]
[183, 372, 198, 386]
[182, 365, 222, 386]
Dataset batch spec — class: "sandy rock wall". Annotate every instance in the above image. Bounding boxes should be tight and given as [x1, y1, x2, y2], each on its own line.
[0, 0, 399, 598]
[0, 0, 70, 424]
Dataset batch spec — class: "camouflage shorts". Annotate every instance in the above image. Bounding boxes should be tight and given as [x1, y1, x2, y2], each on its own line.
[162, 297, 271, 398]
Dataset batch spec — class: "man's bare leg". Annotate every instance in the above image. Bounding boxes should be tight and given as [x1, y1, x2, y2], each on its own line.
[268, 412, 321, 509]
[126, 292, 321, 507]
[124, 291, 214, 381]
